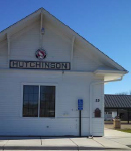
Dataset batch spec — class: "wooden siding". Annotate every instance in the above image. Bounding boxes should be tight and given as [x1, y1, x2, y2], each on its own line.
[0, 20, 103, 71]
[0, 19, 104, 136]
[0, 70, 104, 136]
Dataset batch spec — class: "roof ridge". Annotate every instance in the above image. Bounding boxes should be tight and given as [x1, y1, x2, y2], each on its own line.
[41, 8, 127, 72]
[0, 8, 42, 34]
[0, 7, 128, 72]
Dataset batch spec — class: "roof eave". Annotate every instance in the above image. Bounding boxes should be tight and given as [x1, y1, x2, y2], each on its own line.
[0, 8, 42, 41]
[0, 7, 128, 73]
[94, 69, 128, 75]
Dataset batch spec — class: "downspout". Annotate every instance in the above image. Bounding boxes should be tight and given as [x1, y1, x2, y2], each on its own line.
[89, 76, 123, 136]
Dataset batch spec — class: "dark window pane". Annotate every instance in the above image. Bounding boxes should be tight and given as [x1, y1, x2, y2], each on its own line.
[40, 86, 55, 117]
[29, 94, 33, 101]
[23, 85, 39, 117]
[24, 86, 29, 94]
[34, 86, 39, 94]
[33, 94, 38, 101]
[23, 94, 28, 100]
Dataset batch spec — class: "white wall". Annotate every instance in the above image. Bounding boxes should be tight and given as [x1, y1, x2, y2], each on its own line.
[0, 70, 104, 136]
[0, 19, 104, 136]
[0, 41, 8, 68]
[0, 20, 103, 71]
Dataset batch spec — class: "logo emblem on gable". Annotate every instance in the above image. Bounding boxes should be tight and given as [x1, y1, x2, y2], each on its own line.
[35, 49, 47, 60]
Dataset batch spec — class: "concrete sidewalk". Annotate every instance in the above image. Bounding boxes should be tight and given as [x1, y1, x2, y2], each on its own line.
[0, 129, 131, 150]
[104, 128, 131, 148]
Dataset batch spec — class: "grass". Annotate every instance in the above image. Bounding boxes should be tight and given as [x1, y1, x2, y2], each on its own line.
[118, 129, 131, 133]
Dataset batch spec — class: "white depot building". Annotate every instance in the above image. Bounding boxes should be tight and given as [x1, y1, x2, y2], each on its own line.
[0, 8, 128, 136]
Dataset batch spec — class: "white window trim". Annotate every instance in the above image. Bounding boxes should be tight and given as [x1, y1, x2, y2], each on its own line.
[20, 82, 58, 119]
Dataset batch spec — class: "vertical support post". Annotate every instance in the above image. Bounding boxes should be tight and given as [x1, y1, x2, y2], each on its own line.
[39, 11, 43, 48]
[128, 109, 129, 124]
[40, 11, 43, 30]
[78, 99, 83, 137]
[117, 108, 118, 116]
[79, 110, 81, 137]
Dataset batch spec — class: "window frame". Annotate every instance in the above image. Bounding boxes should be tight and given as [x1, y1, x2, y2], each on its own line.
[21, 83, 57, 118]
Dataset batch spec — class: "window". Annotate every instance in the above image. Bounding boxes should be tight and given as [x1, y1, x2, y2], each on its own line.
[23, 85, 55, 117]
[23, 85, 39, 117]
[40, 86, 55, 117]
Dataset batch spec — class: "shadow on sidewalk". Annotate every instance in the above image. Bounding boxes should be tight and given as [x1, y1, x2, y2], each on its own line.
[0, 146, 129, 150]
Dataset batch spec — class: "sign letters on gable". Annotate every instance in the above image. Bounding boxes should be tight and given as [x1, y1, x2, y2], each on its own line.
[10, 60, 70, 70]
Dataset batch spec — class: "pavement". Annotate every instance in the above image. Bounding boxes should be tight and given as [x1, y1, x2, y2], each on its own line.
[0, 128, 131, 151]
[104, 128, 131, 148]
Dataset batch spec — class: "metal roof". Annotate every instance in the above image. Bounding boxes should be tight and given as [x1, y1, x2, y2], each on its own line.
[105, 95, 131, 108]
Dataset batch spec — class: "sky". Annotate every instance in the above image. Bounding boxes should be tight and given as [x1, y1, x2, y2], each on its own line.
[0, 0, 130, 94]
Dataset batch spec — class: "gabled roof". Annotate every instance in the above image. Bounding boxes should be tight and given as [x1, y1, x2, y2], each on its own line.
[0, 7, 128, 74]
[105, 95, 131, 108]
